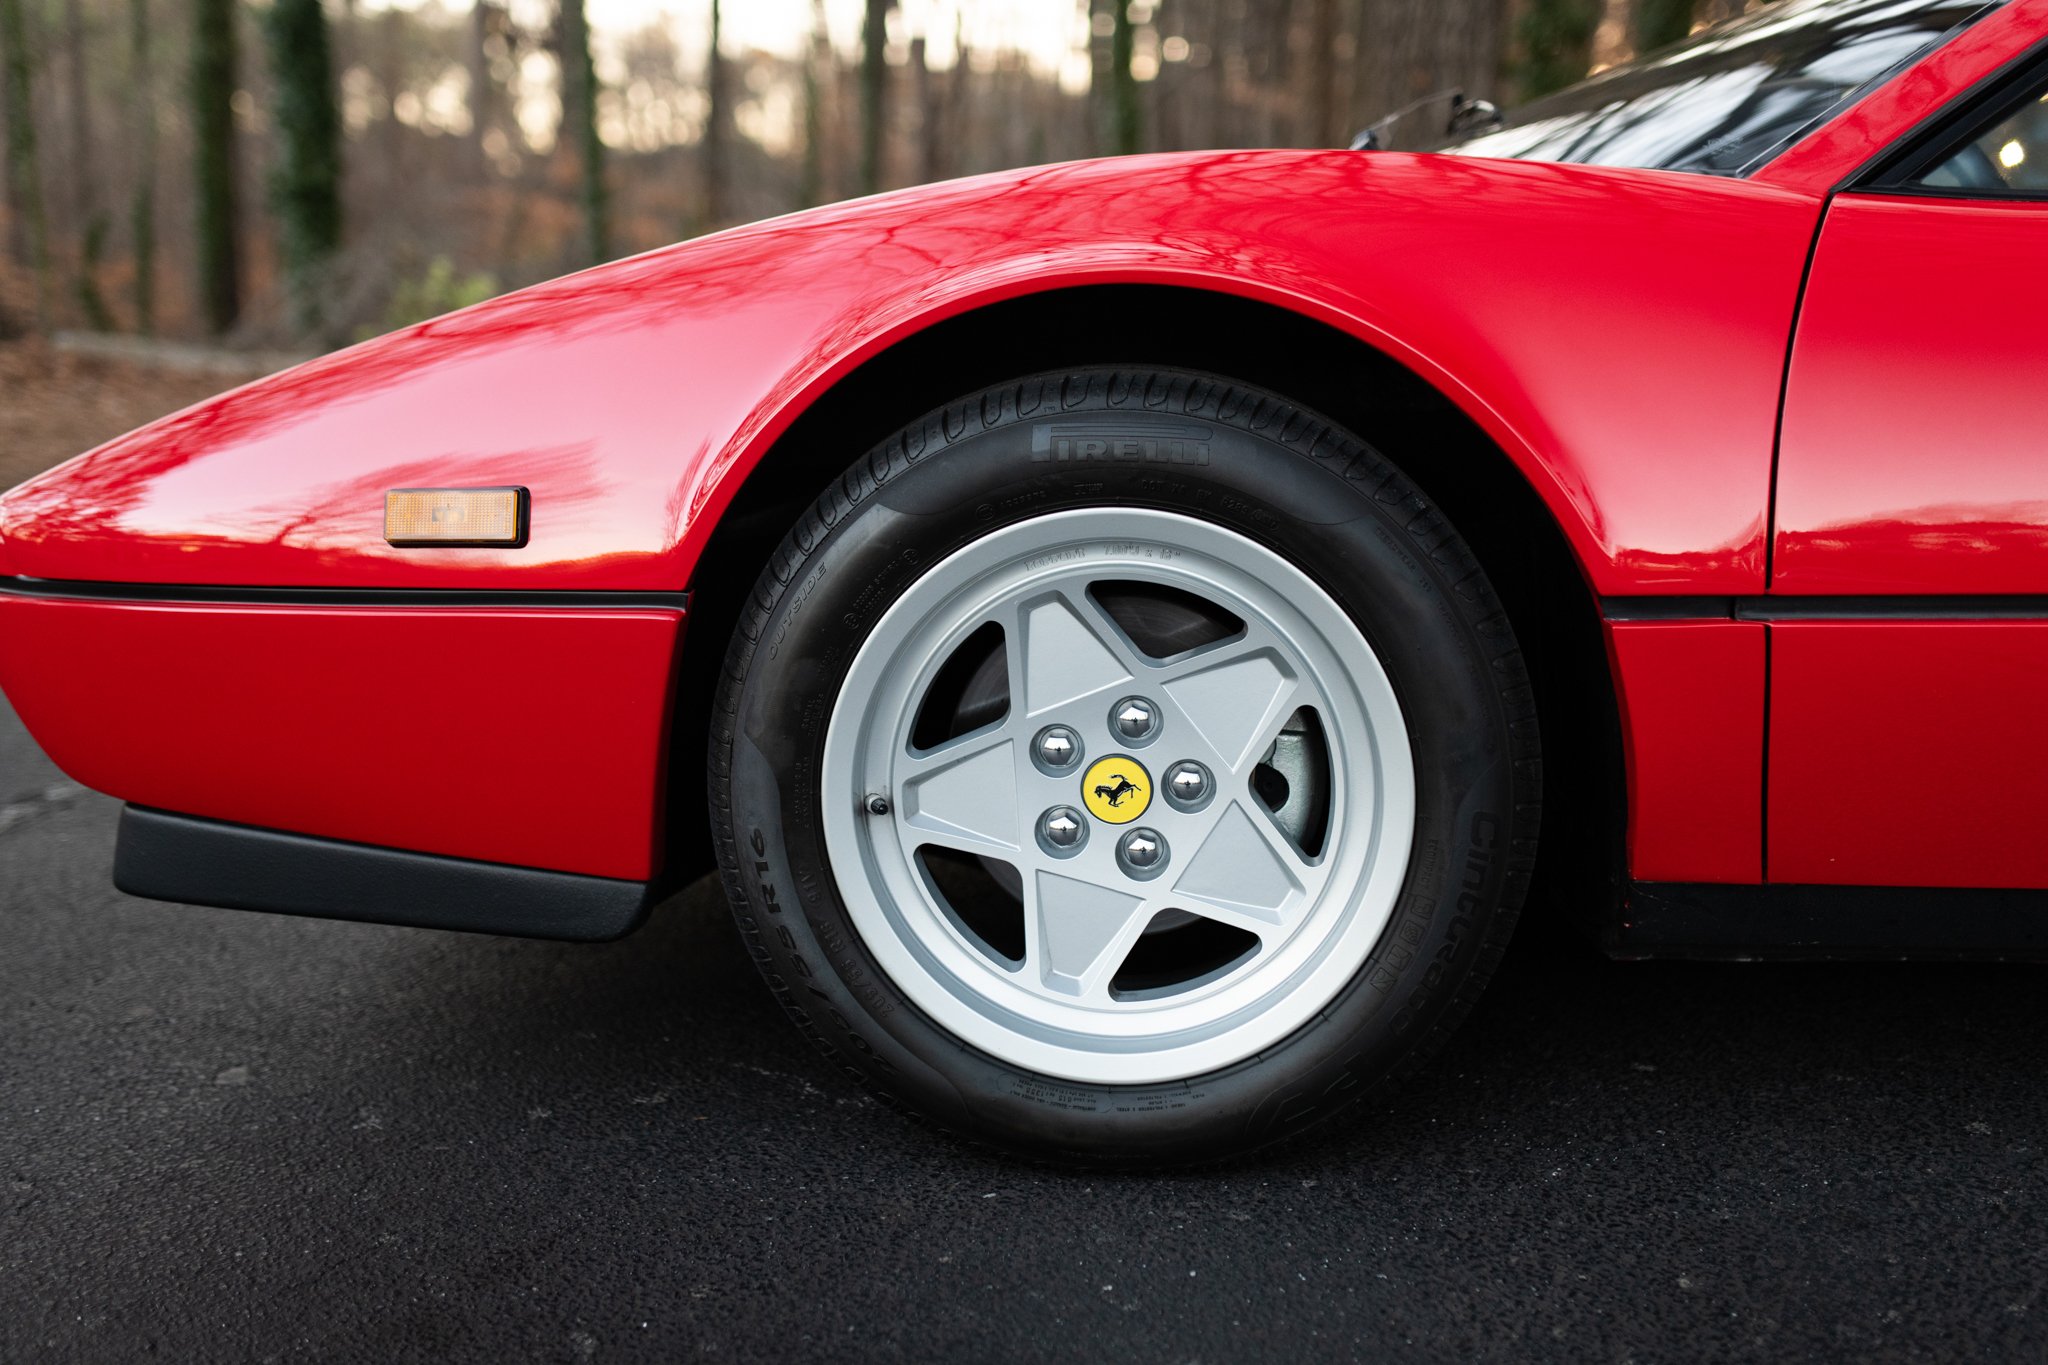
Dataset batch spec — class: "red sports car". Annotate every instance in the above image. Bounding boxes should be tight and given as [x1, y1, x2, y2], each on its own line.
[3, 0, 2043, 1163]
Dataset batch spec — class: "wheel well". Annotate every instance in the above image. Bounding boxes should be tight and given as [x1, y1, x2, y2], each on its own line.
[666, 285, 1624, 934]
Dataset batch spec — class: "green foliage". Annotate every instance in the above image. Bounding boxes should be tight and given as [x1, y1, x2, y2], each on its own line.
[190, 0, 240, 333]
[265, 0, 343, 337]
[374, 257, 499, 336]
[1636, 0, 1698, 53]
[1515, 0, 1602, 102]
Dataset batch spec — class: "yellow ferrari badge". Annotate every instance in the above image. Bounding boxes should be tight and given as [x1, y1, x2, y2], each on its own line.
[1082, 755, 1152, 824]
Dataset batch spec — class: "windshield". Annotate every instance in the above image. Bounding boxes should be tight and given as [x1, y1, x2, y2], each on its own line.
[1442, 0, 2001, 176]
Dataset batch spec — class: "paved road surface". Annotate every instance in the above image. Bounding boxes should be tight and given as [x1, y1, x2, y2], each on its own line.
[3, 696, 2044, 1362]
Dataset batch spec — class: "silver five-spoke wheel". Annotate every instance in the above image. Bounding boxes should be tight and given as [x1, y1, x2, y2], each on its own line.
[821, 508, 1415, 1085]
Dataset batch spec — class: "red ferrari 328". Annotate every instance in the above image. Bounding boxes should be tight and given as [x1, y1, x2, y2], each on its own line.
[4, 0, 2044, 1162]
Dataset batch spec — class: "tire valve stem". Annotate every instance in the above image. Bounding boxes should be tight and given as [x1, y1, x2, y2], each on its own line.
[865, 794, 892, 816]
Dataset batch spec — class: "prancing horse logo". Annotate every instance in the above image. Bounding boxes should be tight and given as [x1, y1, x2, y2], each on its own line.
[1081, 754, 1152, 824]
[1093, 774, 1142, 808]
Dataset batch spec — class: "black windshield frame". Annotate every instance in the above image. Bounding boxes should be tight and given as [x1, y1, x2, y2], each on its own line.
[1438, 0, 2005, 178]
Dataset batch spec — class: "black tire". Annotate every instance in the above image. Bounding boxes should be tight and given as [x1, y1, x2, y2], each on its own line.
[710, 368, 1539, 1165]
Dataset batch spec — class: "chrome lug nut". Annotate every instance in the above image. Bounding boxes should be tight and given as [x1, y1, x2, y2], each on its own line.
[1032, 724, 1083, 774]
[1117, 827, 1168, 879]
[1110, 696, 1161, 745]
[1038, 805, 1088, 856]
[1163, 760, 1213, 812]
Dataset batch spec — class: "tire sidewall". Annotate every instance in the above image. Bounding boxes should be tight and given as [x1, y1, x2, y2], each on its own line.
[716, 371, 1529, 1162]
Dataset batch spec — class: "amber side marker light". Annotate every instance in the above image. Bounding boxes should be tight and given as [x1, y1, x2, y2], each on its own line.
[384, 487, 530, 548]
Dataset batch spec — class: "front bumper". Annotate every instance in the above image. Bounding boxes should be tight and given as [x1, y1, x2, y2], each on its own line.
[0, 581, 684, 882]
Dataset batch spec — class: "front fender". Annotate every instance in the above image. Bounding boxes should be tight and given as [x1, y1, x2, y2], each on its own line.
[0, 151, 1817, 598]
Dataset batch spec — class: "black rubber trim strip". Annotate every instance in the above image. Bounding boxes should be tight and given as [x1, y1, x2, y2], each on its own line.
[1740, 596, 2048, 621]
[1603, 595, 2048, 622]
[1600, 596, 1738, 621]
[113, 805, 657, 941]
[1613, 880, 2048, 962]
[0, 575, 687, 610]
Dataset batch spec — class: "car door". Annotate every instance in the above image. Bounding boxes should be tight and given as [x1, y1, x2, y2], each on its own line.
[1769, 61, 2048, 888]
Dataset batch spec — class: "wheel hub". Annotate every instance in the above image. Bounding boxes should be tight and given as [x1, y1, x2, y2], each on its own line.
[1081, 753, 1152, 824]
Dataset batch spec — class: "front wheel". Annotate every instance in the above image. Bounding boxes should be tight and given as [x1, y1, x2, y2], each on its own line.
[711, 369, 1537, 1164]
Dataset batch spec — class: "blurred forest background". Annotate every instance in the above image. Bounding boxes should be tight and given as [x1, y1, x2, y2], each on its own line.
[0, 0, 1768, 352]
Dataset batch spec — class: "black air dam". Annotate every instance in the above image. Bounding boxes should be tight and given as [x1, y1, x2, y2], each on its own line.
[114, 806, 655, 941]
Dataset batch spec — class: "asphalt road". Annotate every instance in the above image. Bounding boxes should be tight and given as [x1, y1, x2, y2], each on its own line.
[4, 695, 2045, 1363]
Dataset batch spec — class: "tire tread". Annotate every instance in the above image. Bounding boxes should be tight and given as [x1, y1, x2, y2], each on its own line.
[708, 367, 1541, 1165]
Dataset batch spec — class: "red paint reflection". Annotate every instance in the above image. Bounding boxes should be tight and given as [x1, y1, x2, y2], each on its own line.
[0, 150, 1820, 594]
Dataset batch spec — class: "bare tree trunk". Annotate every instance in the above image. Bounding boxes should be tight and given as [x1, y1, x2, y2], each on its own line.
[267, 0, 343, 340]
[1086, 0, 1107, 156]
[1307, 0, 1341, 147]
[1352, 0, 1393, 137]
[373, 8, 402, 199]
[61, 0, 89, 224]
[703, 0, 724, 226]
[129, 0, 155, 333]
[799, 0, 828, 207]
[1193, 0, 1227, 148]
[0, 7, 9, 264]
[1230, 0, 1288, 147]
[192, 0, 241, 334]
[468, 0, 492, 174]
[1109, 0, 1140, 154]
[1271, 0, 1301, 146]
[943, 11, 969, 169]
[860, 0, 889, 194]
[1445, 0, 1512, 113]
[558, 0, 607, 263]
[912, 35, 936, 184]
[62, 0, 110, 328]
[0, 0, 48, 324]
